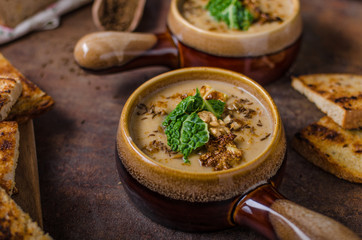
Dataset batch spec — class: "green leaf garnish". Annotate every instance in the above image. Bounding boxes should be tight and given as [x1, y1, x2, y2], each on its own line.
[162, 89, 204, 151]
[203, 99, 226, 119]
[179, 112, 209, 163]
[162, 88, 226, 163]
[206, 0, 254, 30]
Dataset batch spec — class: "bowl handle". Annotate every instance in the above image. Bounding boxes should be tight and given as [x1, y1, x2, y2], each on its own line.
[232, 184, 360, 240]
[73, 31, 179, 71]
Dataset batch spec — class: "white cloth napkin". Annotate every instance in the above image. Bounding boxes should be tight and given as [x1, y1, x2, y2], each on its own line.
[0, 0, 92, 45]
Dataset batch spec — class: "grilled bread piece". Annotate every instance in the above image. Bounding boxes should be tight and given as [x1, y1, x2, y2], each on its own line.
[0, 121, 19, 195]
[0, 187, 52, 239]
[292, 74, 362, 129]
[292, 116, 362, 183]
[0, 78, 22, 121]
[0, 53, 54, 123]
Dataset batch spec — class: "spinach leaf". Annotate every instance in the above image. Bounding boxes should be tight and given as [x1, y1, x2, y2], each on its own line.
[206, 0, 254, 30]
[203, 99, 226, 119]
[179, 112, 209, 163]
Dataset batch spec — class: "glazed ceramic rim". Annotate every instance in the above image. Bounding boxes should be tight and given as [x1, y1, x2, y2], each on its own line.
[118, 67, 282, 179]
[167, 0, 302, 57]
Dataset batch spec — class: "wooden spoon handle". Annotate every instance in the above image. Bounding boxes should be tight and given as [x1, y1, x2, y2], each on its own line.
[233, 184, 360, 240]
[73, 31, 178, 71]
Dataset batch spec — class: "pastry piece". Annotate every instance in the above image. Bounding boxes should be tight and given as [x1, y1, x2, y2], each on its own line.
[0, 121, 19, 195]
[292, 74, 362, 129]
[0, 0, 57, 28]
[0, 53, 54, 123]
[0, 78, 22, 121]
[0, 187, 52, 239]
[292, 116, 362, 183]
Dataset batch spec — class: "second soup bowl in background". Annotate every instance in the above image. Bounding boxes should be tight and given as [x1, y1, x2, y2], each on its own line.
[74, 0, 302, 85]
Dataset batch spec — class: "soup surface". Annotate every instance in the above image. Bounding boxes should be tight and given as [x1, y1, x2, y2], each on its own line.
[182, 0, 294, 34]
[130, 80, 273, 173]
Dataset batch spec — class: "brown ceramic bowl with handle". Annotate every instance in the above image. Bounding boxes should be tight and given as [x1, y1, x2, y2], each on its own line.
[74, 0, 302, 85]
[116, 67, 359, 239]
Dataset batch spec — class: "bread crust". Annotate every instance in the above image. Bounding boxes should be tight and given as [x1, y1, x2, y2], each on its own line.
[0, 53, 54, 123]
[0, 54, 53, 238]
[292, 74, 362, 129]
[0, 187, 52, 239]
[0, 78, 22, 121]
[0, 121, 19, 195]
[292, 116, 362, 183]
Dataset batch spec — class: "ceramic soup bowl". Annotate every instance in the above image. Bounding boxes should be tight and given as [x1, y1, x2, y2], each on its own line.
[116, 67, 358, 239]
[74, 0, 302, 85]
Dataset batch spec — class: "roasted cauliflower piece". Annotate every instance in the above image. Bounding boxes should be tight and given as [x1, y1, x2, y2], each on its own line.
[200, 133, 243, 171]
[200, 85, 227, 101]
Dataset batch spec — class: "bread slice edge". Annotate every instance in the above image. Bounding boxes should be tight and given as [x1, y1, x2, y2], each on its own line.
[291, 77, 346, 127]
[0, 121, 20, 195]
[0, 78, 22, 121]
[0, 187, 52, 239]
[292, 118, 362, 184]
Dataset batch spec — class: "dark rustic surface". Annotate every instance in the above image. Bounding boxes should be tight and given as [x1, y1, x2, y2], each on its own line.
[0, 0, 361, 239]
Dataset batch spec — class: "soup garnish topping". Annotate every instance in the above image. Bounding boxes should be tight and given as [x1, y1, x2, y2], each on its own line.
[162, 88, 226, 163]
[206, 0, 254, 30]
[184, 0, 284, 32]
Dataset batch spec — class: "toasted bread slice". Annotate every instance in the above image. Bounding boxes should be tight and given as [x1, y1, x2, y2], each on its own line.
[291, 74, 362, 129]
[0, 78, 22, 121]
[292, 116, 362, 183]
[0, 187, 52, 239]
[0, 53, 54, 123]
[0, 121, 19, 195]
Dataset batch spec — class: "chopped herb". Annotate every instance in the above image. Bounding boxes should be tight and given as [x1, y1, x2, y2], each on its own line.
[244, 108, 256, 118]
[144, 140, 170, 154]
[261, 133, 271, 141]
[137, 103, 147, 109]
[257, 120, 263, 127]
[136, 103, 148, 115]
[249, 126, 256, 135]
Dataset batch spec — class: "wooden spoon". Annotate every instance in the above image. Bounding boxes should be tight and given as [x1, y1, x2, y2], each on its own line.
[92, 0, 146, 31]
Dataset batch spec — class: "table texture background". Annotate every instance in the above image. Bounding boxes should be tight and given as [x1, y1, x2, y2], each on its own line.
[0, 0, 361, 239]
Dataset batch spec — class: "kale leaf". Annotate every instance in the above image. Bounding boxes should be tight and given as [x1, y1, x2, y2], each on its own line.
[162, 90, 204, 151]
[203, 99, 226, 119]
[162, 89, 226, 163]
[206, 0, 254, 30]
[179, 112, 209, 163]
[162, 89, 203, 125]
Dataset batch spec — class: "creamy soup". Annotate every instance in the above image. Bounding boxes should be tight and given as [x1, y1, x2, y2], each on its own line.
[130, 80, 273, 173]
[182, 0, 294, 34]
